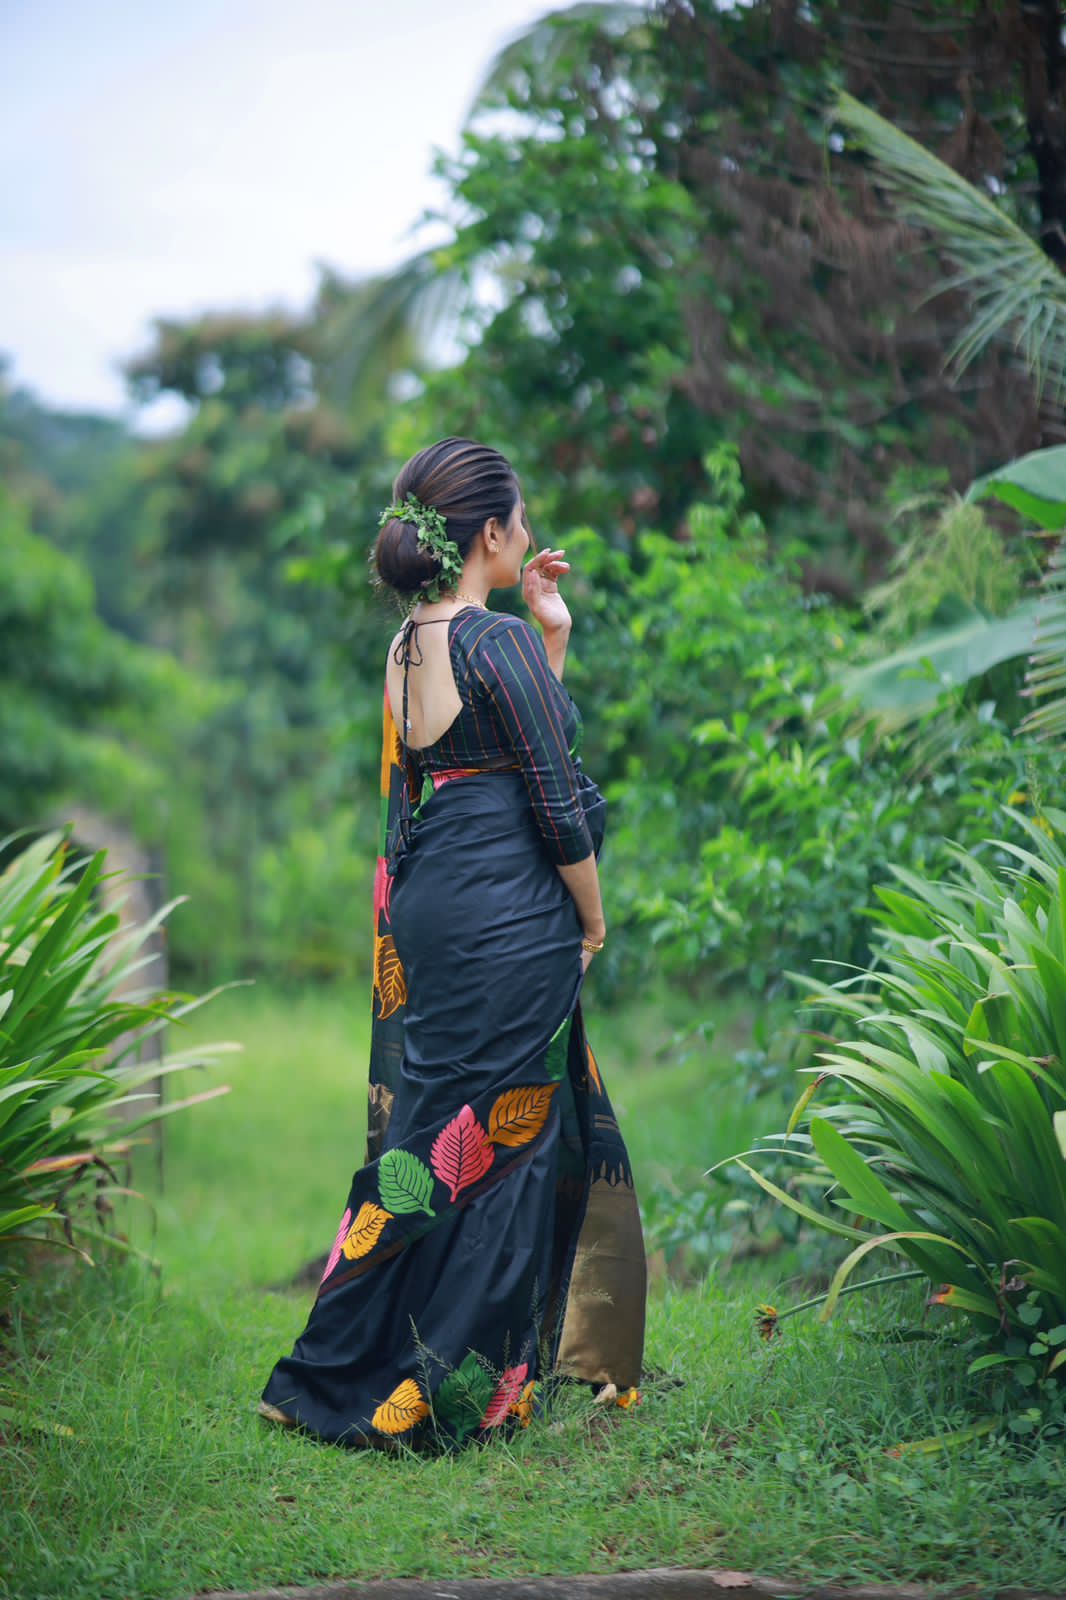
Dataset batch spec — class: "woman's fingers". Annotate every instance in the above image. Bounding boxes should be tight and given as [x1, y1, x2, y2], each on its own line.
[529, 548, 570, 576]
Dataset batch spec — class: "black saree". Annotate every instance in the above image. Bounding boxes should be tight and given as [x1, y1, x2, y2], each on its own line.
[260, 610, 646, 1449]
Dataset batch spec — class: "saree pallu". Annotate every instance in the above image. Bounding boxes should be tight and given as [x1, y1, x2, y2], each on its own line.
[260, 685, 646, 1449]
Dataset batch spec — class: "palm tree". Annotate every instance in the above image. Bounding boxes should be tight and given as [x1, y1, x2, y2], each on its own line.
[312, 2, 649, 422]
[832, 92, 1066, 406]
[833, 90, 1066, 741]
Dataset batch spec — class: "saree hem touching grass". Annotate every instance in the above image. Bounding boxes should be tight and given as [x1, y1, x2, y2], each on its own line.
[260, 608, 646, 1450]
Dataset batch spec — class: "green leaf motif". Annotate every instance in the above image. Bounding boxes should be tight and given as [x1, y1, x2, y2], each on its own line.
[432, 1351, 495, 1443]
[378, 1148, 436, 1217]
[545, 1015, 572, 1082]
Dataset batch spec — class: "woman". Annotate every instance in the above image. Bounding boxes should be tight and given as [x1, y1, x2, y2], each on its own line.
[259, 437, 646, 1450]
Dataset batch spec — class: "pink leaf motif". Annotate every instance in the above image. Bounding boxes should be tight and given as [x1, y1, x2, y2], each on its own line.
[373, 855, 393, 925]
[430, 1104, 494, 1202]
[321, 1207, 352, 1284]
[480, 1362, 530, 1429]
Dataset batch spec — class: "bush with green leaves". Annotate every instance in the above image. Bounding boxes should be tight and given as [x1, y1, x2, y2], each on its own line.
[736, 803, 1066, 1408]
[565, 448, 1059, 997]
[0, 485, 208, 842]
[0, 828, 236, 1274]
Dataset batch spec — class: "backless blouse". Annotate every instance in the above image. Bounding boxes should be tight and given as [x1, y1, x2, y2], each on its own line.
[392, 607, 594, 867]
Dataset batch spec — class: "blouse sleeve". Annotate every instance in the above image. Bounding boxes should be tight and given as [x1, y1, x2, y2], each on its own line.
[470, 616, 594, 865]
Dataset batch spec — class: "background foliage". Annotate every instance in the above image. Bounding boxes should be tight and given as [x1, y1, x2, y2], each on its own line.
[4, 0, 1063, 988]
[6, 18, 1066, 1586]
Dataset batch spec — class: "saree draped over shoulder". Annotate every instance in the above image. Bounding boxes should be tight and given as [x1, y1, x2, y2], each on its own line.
[261, 607, 646, 1449]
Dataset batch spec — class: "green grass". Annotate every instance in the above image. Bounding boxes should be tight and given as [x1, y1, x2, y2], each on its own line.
[3, 981, 1066, 1600]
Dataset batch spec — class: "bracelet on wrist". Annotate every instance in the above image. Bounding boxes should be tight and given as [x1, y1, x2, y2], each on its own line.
[581, 934, 606, 954]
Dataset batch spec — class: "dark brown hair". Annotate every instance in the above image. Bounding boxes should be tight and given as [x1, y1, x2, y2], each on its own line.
[372, 437, 528, 598]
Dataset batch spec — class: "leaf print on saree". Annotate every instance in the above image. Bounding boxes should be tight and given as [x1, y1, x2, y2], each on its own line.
[432, 1351, 496, 1444]
[586, 1041, 603, 1096]
[342, 1200, 392, 1261]
[373, 931, 406, 1020]
[378, 1148, 436, 1216]
[480, 1361, 530, 1429]
[510, 1379, 536, 1428]
[379, 688, 403, 791]
[430, 1104, 494, 1201]
[489, 1084, 556, 1147]
[372, 1377, 430, 1436]
[373, 855, 393, 927]
[544, 1014, 572, 1082]
[320, 1207, 351, 1285]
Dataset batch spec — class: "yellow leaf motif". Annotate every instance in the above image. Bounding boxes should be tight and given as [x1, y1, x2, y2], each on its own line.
[489, 1084, 556, 1147]
[380, 701, 403, 793]
[342, 1200, 392, 1260]
[372, 1378, 429, 1436]
[510, 1379, 536, 1428]
[374, 933, 407, 1020]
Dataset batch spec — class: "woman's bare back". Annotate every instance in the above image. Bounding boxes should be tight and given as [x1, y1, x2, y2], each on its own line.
[385, 611, 467, 750]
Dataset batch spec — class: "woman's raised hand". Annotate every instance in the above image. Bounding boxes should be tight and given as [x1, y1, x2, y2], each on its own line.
[523, 545, 572, 635]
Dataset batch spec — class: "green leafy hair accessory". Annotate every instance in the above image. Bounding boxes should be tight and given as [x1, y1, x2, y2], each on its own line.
[379, 493, 464, 603]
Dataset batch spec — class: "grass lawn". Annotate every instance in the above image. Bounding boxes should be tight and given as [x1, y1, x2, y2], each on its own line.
[2, 980, 1065, 1600]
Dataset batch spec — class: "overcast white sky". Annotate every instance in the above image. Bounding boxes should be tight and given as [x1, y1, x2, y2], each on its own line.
[1, 0, 566, 424]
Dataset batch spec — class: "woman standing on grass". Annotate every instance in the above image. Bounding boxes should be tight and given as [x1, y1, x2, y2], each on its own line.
[259, 437, 646, 1449]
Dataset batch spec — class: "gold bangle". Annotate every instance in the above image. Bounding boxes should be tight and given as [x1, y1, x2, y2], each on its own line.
[581, 935, 605, 954]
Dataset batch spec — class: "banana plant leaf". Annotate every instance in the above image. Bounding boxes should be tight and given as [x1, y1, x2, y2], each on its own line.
[835, 600, 1042, 715]
[966, 446, 1066, 531]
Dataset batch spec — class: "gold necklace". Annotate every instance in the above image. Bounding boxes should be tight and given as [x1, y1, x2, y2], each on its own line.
[454, 590, 486, 608]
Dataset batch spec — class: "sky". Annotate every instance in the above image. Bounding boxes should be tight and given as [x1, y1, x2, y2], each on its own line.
[0, 0, 566, 427]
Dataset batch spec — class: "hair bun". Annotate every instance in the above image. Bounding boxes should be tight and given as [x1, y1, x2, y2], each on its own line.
[371, 437, 522, 604]
[374, 514, 442, 595]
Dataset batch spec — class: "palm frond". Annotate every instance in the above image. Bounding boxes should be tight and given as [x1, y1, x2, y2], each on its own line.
[833, 91, 1066, 403]
[466, 2, 648, 123]
[311, 253, 468, 425]
[315, 4, 649, 421]
[1019, 538, 1066, 741]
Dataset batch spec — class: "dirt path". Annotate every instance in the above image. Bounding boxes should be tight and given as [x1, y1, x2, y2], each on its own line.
[196, 1564, 1065, 1600]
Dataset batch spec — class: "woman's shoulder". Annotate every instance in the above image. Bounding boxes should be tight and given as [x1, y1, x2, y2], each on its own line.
[453, 607, 534, 658]
[458, 608, 536, 645]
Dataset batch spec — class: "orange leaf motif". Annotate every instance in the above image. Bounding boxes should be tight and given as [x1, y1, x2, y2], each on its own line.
[510, 1379, 536, 1428]
[374, 933, 407, 1020]
[488, 1084, 556, 1147]
[380, 690, 402, 792]
[586, 1043, 603, 1095]
[342, 1200, 392, 1260]
[372, 1377, 430, 1436]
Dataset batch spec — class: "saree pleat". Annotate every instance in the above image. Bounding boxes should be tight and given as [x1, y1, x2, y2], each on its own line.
[260, 661, 646, 1450]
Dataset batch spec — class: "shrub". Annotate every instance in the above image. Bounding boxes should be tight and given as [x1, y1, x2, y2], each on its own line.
[566, 448, 1060, 996]
[0, 828, 237, 1272]
[737, 802, 1066, 1400]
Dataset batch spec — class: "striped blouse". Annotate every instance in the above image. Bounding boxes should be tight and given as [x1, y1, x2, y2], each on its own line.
[395, 607, 594, 866]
